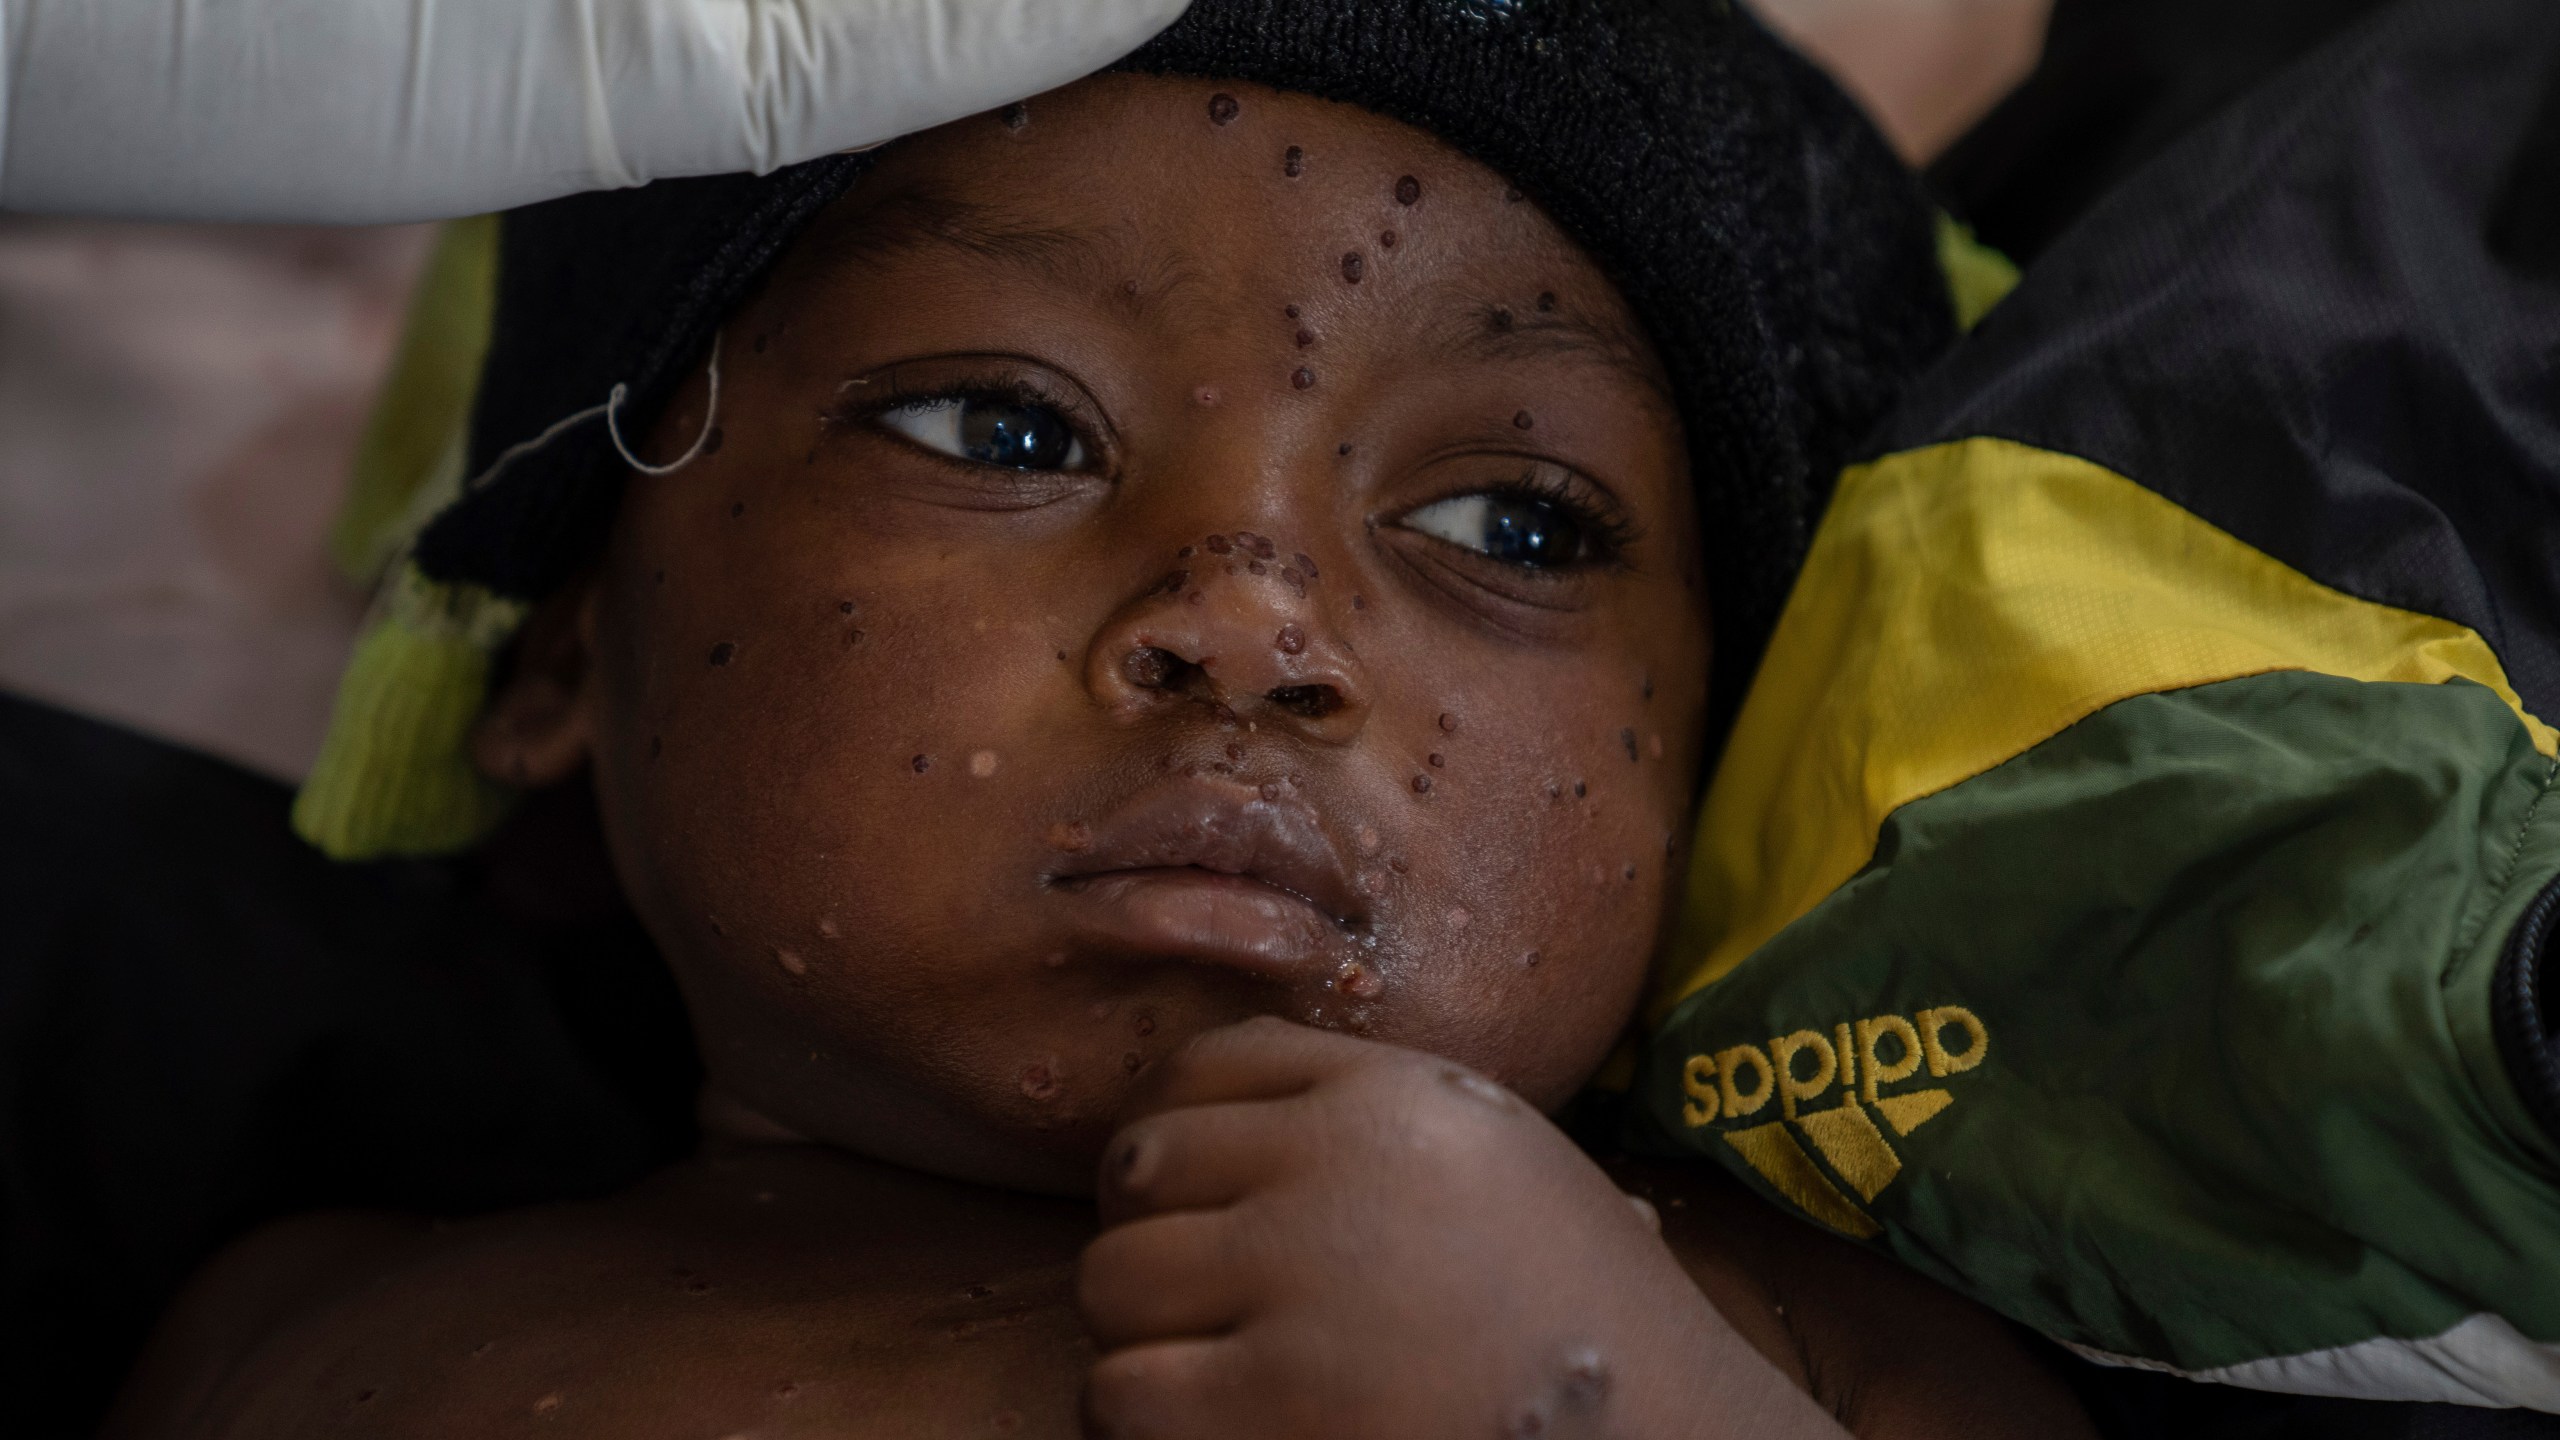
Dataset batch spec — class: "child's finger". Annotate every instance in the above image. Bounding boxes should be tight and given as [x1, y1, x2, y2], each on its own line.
[1118, 1014, 1383, 1119]
[1077, 1209, 1253, 1347]
[1084, 1334, 1250, 1440]
[1096, 1097, 1303, 1224]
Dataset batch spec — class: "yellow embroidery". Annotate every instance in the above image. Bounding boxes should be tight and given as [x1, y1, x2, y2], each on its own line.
[1686, 1006, 1988, 1230]
[1795, 1100, 1901, 1201]
[1874, 1088, 1954, 1137]
[1717, 1044, 1775, 1119]
[1681, 1053, 1720, 1127]
[1856, 1015, 1923, 1105]
[1920, 1006, 1989, 1076]
[1772, 1030, 1838, 1120]
[1725, 1123, 1881, 1239]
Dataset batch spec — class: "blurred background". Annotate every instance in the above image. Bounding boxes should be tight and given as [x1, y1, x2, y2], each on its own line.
[0, 221, 428, 779]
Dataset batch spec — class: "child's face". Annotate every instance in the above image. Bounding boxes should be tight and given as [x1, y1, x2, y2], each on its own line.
[489, 75, 1710, 1193]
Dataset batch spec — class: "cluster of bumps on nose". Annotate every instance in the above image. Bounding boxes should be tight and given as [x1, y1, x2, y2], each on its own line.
[1159, 528, 1317, 603]
[1122, 529, 1345, 720]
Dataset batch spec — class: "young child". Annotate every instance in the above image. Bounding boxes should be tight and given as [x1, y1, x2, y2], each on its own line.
[107, 3, 2100, 1437]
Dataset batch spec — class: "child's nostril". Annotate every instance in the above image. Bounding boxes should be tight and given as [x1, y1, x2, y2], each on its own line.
[1267, 683, 1343, 719]
[1121, 646, 1185, 691]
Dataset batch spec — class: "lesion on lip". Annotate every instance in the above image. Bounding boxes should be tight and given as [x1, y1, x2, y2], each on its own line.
[1043, 775, 1372, 932]
[1047, 864, 1366, 931]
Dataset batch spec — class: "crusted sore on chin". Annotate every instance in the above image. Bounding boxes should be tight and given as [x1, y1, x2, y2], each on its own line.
[1010, 1054, 1129, 1139]
[1016, 1057, 1068, 1120]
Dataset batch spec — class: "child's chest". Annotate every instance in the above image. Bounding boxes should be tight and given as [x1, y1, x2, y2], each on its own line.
[193, 1153, 1105, 1440]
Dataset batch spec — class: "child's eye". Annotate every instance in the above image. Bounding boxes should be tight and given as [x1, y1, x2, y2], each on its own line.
[877, 396, 1089, 471]
[1400, 491, 1594, 568]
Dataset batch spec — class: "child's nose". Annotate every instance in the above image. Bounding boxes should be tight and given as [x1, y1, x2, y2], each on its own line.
[1088, 547, 1369, 746]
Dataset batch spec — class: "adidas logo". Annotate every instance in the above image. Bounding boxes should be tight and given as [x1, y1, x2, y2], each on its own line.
[1678, 1006, 1988, 1237]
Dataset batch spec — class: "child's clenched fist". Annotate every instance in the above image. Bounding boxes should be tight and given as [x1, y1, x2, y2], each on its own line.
[1079, 1018, 1848, 1440]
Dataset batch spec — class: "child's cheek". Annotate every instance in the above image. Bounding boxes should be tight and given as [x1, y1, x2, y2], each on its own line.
[593, 450, 1707, 1146]
[619, 543, 1057, 938]
[590, 522, 1155, 1168]
[1348, 643, 1701, 1106]
[587, 499, 930, 921]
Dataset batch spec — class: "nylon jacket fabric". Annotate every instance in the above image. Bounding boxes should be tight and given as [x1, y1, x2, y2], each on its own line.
[1637, 0, 2560, 1408]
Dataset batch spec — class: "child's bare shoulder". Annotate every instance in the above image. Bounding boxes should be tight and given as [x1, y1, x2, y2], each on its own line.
[1617, 1159, 2098, 1440]
[109, 1146, 1099, 1440]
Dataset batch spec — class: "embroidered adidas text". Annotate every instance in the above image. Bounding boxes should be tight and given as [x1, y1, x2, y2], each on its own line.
[1679, 1006, 1987, 1236]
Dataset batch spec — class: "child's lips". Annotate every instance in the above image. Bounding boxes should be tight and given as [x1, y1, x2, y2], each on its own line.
[1053, 869, 1355, 981]
[1047, 779, 1367, 981]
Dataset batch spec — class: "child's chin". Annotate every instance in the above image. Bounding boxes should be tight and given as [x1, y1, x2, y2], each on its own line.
[777, 1053, 1162, 1198]
[875, 1107, 1131, 1200]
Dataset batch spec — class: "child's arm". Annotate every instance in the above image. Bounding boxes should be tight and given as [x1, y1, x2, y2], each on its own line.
[1079, 1018, 2092, 1439]
[1616, 1157, 2095, 1440]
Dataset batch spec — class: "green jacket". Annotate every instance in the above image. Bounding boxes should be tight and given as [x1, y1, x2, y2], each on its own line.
[1633, 0, 2560, 1410]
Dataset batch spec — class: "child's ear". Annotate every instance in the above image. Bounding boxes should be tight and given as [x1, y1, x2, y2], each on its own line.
[472, 576, 602, 789]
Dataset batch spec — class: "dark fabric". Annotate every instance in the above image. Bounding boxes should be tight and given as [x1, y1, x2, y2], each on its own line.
[2489, 46, 2560, 286]
[2496, 870, 2560, 1150]
[420, 0, 1954, 747]
[425, 158, 870, 604]
[0, 693, 696, 1438]
[1842, 1, 2560, 1425]
[1869, 0, 2560, 720]
[1928, 0, 2395, 264]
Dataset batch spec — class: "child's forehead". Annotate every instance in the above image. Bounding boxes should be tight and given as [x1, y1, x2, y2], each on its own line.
[785, 74, 1661, 392]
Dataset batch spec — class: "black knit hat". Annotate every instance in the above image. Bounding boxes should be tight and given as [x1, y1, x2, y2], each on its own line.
[418, 0, 1953, 736]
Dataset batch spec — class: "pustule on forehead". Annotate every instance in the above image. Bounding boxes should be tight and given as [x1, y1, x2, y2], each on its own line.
[780, 75, 1640, 348]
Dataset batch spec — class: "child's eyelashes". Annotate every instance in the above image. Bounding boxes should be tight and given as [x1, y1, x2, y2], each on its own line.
[877, 394, 1090, 472]
[827, 357, 1113, 486]
[1402, 492, 1591, 569]
[828, 359, 1636, 581]
[1396, 468, 1635, 574]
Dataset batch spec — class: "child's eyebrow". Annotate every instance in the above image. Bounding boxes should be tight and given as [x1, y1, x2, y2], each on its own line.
[1423, 296, 1672, 405]
[812, 183, 1167, 301]
[813, 182, 1669, 402]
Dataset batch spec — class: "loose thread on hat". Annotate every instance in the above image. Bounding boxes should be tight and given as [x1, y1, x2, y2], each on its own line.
[460, 335, 724, 493]
[608, 334, 723, 476]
